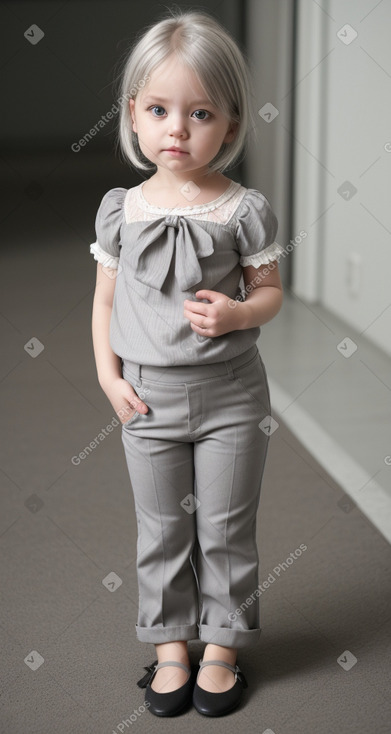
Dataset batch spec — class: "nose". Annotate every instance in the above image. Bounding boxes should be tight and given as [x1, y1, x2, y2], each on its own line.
[168, 112, 188, 139]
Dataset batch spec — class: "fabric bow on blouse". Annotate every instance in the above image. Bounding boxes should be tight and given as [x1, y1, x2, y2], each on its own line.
[127, 215, 215, 292]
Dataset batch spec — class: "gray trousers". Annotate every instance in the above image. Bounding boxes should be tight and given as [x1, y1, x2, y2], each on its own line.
[121, 344, 271, 649]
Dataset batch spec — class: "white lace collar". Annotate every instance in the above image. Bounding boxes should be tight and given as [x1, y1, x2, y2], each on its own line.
[136, 179, 242, 215]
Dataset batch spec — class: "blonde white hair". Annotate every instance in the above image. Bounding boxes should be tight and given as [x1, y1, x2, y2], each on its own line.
[114, 7, 257, 173]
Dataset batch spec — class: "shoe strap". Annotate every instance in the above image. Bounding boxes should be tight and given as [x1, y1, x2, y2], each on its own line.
[136, 659, 190, 689]
[155, 660, 190, 674]
[198, 658, 237, 674]
[198, 658, 248, 688]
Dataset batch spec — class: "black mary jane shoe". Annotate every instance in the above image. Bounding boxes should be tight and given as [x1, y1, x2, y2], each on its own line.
[192, 658, 248, 717]
[137, 659, 196, 717]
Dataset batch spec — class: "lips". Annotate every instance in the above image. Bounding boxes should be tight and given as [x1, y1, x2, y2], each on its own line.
[165, 147, 188, 153]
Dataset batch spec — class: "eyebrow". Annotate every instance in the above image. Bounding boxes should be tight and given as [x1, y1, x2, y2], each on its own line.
[142, 96, 215, 106]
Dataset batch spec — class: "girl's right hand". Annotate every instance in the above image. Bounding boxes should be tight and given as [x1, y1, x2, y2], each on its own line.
[103, 377, 149, 425]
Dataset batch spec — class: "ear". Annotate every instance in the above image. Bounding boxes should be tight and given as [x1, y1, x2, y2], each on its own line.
[129, 99, 137, 133]
[223, 121, 239, 144]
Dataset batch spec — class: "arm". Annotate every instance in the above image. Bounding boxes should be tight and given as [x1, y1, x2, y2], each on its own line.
[91, 263, 122, 390]
[183, 260, 283, 336]
[238, 260, 284, 329]
[91, 263, 149, 419]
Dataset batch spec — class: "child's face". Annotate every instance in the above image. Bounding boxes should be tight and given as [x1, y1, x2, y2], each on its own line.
[129, 54, 237, 180]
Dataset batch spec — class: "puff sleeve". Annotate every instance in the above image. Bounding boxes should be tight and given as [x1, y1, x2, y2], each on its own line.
[235, 189, 284, 267]
[89, 187, 127, 269]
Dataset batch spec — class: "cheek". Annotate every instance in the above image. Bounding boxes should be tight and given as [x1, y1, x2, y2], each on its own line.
[138, 119, 158, 142]
[196, 128, 217, 146]
[205, 131, 226, 154]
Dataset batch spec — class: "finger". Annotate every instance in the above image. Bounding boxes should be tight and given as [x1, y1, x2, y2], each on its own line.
[191, 322, 208, 334]
[130, 395, 149, 413]
[117, 404, 135, 423]
[125, 387, 144, 407]
[187, 311, 209, 328]
[195, 290, 214, 299]
[184, 300, 207, 316]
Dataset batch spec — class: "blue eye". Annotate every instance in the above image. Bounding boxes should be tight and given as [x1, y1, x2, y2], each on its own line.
[192, 110, 210, 120]
[149, 105, 166, 117]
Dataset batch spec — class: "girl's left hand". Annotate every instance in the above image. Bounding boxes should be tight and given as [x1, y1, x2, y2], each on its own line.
[183, 290, 244, 337]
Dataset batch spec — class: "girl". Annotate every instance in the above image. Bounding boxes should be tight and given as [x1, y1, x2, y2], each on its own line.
[90, 8, 283, 719]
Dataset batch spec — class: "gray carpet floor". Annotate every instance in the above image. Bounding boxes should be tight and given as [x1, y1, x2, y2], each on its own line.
[1, 365, 391, 733]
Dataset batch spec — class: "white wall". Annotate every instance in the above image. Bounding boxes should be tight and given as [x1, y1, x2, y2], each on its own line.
[292, 0, 391, 357]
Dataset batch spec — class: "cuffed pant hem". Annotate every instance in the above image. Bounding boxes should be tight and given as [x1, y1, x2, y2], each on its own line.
[198, 624, 261, 649]
[135, 623, 199, 643]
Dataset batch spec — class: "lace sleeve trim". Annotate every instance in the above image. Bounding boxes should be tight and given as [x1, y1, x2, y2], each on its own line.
[89, 241, 119, 269]
[239, 241, 284, 267]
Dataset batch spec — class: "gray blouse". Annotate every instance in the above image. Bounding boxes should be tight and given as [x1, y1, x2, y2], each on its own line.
[90, 179, 282, 366]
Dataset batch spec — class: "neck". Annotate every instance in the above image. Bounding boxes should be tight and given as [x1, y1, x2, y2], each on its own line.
[150, 169, 224, 190]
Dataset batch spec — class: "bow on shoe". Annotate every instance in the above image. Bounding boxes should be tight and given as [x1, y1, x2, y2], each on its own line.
[234, 665, 249, 688]
[136, 660, 158, 689]
[127, 215, 215, 292]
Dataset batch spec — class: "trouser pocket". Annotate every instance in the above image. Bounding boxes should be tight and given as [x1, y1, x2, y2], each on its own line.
[232, 352, 271, 413]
